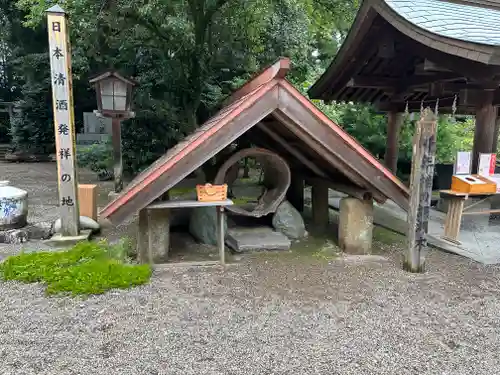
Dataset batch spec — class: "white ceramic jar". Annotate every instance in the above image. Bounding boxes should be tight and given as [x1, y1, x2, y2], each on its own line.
[0, 181, 28, 230]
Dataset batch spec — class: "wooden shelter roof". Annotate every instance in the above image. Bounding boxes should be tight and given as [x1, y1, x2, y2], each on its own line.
[100, 58, 409, 225]
[308, 0, 500, 113]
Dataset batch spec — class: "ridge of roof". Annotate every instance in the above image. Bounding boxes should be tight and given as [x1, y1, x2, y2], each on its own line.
[225, 57, 290, 105]
[444, 0, 500, 10]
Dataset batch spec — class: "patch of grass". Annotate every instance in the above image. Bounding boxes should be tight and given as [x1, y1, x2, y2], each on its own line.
[169, 187, 196, 197]
[0, 241, 151, 296]
[232, 196, 257, 205]
[311, 240, 340, 261]
[373, 227, 405, 245]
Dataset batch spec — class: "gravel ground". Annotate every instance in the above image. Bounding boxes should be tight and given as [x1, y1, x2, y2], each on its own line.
[1, 244, 500, 375]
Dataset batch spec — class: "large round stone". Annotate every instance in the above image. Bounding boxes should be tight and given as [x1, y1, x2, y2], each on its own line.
[189, 207, 227, 245]
[272, 200, 307, 239]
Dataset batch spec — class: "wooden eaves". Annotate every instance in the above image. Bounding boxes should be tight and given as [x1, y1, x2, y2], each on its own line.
[308, 0, 500, 113]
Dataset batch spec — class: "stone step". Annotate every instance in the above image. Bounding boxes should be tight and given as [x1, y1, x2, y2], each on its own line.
[226, 227, 291, 253]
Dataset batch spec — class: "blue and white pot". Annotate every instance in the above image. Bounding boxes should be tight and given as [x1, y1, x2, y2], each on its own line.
[0, 181, 28, 230]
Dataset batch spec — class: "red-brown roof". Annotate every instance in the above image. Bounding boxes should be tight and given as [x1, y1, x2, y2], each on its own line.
[100, 58, 409, 224]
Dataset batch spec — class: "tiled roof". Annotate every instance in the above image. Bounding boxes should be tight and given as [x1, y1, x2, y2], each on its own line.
[385, 0, 500, 46]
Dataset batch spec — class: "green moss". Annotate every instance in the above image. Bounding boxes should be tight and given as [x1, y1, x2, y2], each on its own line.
[373, 227, 405, 245]
[232, 196, 257, 205]
[251, 235, 340, 262]
[0, 241, 151, 296]
[169, 187, 196, 197]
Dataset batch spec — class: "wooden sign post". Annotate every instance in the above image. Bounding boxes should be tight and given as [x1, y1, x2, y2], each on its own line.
[405, 108, 437, 273]
[47, 5, 80, 237]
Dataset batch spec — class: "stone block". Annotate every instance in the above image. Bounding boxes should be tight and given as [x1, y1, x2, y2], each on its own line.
[0, 228, 28, 244]
[226, 227, 291, 253]
[26, 221, 54, 240]
[339, 197, 374, 254]
[137, 208, 170, 263]
[54, 216, 100, 234]
[44, 229, 92, 247]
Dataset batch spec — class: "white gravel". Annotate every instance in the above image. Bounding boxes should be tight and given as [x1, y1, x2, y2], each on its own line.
[1, 246, 500, 375]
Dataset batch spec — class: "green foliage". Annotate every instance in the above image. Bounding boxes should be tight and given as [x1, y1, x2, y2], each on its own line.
[77, 139, 113, 173]
[0, 116, 11, 143]
[11, 0, 357, 173]
[399, 115, 475, 164]
[0, 240, 151, 296]
[10, 53, 54, 153]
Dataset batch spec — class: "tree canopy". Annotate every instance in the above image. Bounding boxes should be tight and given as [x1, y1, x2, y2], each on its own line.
[1, 0, 476, 176]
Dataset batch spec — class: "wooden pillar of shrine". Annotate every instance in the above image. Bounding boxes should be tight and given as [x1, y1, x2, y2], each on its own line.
[472, 91, 497, 173]
[492, 114, 500, 154]
[384, 111, 404, 174]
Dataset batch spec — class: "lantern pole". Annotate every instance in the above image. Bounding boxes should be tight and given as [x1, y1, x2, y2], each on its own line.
[46, 5, 80, 237]
[111, 116, 123, 193]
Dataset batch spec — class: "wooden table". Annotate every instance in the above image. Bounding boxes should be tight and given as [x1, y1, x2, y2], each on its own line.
[141, 199, 233, 265]
[440, 190, 496, 244]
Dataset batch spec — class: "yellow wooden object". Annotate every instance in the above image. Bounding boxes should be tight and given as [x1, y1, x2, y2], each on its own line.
[78, 184, 98, 220]
[196, 183, 227, 202]
[451, 175, 497, 194]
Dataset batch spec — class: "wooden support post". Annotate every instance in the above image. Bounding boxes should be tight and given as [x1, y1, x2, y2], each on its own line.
[78, 184, 97, 220]
[405, 108, 437, 273]
[384, 111, 404, 174]
[492, 116, 500, 154]
[472, 91, 497, 172]
[217, 206, 225, 265]
[287, 173, 304, 212]
[137, 209, 149, 263]
[443, 197, 466, 243]
[312, 183, 329, 228]
[111, 117, 123, 193]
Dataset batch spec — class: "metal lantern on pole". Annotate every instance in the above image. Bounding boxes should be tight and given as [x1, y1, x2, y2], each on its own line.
[89, 71, 137, 193]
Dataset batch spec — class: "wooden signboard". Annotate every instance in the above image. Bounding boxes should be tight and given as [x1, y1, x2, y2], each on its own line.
[406, 108, 437, 273]
[47, 5, 80, 236]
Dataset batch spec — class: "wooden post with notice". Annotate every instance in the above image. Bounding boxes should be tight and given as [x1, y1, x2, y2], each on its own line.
[405, 108, 437, 273]
[47, 5, 80, 237]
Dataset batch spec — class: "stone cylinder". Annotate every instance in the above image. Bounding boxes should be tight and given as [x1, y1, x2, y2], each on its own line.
[339, 197, 374, 254]
[0, 181, 28, 230]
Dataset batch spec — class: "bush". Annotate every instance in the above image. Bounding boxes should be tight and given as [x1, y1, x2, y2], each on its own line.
[10, 53, 55, 154]
[77, 140, 114, 180]
[0, 240, 151, 296]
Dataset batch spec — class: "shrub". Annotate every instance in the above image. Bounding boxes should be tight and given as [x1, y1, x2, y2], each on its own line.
[77, 140, 114, 180]
[0, 241, 151, 296]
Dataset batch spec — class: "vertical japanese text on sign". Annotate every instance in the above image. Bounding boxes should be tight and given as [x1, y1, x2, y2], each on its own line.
[47, 5, 80, 236]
